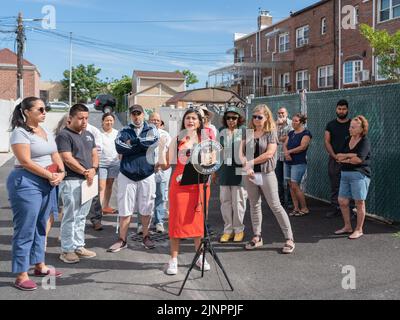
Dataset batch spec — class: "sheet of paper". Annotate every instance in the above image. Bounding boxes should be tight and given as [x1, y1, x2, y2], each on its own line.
[81, 175, 99, 205]
[249, 173, 263, 186]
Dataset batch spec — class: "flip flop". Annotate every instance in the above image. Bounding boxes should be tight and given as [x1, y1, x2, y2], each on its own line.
[334, 229, 353, 235]
[348, 231, 364, 240]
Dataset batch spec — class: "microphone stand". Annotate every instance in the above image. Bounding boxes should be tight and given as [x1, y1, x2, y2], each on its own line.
[178, 173, 234, 296]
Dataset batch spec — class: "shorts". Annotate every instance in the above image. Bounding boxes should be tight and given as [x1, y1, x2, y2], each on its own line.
[99, 164, 120, 180]
[284, 163, 307, 184]
[117, 173, 156, 217]
[339, 171, 370, 201]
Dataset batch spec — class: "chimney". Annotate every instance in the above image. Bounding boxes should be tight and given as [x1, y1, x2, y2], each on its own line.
[258, 9, 272, 30]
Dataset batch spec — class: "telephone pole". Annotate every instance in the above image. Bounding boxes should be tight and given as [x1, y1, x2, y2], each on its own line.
[69, 32, 73, 107]
[16, 12, 25, 100]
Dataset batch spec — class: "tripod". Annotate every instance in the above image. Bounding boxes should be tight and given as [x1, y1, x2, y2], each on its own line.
[178, 174, 234, 296]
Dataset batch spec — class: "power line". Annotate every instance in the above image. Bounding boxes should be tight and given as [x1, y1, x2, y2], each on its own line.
[55, 17, 255, 24]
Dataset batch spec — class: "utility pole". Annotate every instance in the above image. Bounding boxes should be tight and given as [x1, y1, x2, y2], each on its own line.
[69, 32, 73, 107]
[16, 12, 25, 100]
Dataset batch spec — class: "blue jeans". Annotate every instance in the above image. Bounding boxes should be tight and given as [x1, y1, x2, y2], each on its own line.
[59, 180, 93, 253]
[154, 181, 167, 225]
[7, 169, 53, 274]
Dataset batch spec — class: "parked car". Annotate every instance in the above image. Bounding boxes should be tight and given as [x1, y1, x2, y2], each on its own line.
[94, 94, 116, 113]
[46, 101, 70, 112]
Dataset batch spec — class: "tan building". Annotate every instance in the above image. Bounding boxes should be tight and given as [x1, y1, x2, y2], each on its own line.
[128, 70, 186, 113]
[39, 81, 64, 103]
[0, 48, 40, 100]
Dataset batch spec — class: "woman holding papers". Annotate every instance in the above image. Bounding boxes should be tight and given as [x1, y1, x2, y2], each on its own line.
[241, 104, 295, 254]
[158, 109, 212, 275]
[283, 114, 312, 217]
[7, 97, 65, 291]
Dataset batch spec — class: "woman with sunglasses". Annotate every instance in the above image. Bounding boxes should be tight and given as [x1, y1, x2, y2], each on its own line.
[215, 106, 247, 243]
[240, 104, 295, 254]
[7, 97, 65, 291]
[158, 109, 213, 275]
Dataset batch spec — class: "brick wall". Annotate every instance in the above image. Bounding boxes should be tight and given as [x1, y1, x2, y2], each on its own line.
[0, 67, 40, 100]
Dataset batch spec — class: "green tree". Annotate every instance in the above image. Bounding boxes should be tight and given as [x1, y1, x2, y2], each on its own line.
[176, 69, 199, 88]
[109, 76, 132, 112]
[360, 24, 400, 81]
[61, 64, 104, 103]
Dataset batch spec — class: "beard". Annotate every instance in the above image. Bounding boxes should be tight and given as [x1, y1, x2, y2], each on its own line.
[336, 112, 348, 120]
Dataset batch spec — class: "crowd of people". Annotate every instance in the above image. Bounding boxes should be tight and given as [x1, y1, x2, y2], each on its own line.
[6, 96, 371, 290]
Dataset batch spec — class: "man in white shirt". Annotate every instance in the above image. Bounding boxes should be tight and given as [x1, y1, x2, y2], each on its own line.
[149, 112, 171, 233]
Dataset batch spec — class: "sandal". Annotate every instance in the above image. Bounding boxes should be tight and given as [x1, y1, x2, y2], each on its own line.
[348, 231, 364, 240]
[288, 209, 299, 217]
[294, 210, 309, 217]
[245, 235, 263, 250]
[282, 241, 295, 254]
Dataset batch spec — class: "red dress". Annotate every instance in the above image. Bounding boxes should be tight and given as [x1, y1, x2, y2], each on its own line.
[168, 140, 211, 239]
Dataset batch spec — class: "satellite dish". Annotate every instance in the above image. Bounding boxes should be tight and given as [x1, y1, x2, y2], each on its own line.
[190, 140, 223, 175]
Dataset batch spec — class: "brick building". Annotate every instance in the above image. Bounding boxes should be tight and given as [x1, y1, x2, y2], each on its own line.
[209, 0, 400, 98]
[0, 48, 40, 100]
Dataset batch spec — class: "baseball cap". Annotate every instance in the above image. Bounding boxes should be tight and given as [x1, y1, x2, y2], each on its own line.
[224, 106, 244, 117]
[129, 104, 144, 114]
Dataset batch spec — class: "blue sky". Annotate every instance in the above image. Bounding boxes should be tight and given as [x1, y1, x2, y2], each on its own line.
[0, 0, 317, 88]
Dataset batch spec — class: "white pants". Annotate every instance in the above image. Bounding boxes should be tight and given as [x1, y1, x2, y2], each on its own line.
[220, 186, 247, 234]
[117, 173, 156, 217]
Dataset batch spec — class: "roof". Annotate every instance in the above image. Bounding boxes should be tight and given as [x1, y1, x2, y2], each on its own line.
[0, 48, 35, 66]
[133, 70, 185, 80]
[290, 0, 331, 17]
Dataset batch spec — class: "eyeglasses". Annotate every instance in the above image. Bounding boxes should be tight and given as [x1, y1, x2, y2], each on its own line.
[131, 111, 142, 116]
[252, 115, 264, 120]
[225, 116, 239, 121]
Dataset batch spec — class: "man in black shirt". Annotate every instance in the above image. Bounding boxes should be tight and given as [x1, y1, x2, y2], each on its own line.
[324, 99, 351, 218]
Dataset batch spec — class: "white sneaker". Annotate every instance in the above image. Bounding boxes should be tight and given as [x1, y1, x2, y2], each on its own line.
[156, 223, 165, 233]
[166, 258, 178, 275]
[137, 225, 143, 235]
[196, 255, 210, 271]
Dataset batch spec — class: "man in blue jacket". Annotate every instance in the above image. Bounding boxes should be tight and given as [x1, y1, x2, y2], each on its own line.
[107, 104, 159, 252]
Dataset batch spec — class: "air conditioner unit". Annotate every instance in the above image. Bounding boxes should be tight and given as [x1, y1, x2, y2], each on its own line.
[298, 39, 309, 46]
[358, 70, 370, 81]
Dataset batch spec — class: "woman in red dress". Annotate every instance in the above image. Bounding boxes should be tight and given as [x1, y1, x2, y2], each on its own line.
[158, 109, 212, 275]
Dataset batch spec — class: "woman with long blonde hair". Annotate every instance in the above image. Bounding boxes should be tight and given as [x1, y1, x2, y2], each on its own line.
[241, 104, 295, 253]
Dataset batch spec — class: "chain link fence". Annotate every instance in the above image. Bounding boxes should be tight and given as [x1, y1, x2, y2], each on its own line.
[248, 83, 400, 222]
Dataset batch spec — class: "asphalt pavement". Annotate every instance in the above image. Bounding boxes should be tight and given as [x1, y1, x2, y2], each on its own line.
[0, 110, 399, 300]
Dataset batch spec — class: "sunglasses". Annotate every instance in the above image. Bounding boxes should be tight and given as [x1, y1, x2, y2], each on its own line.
[131, 111, 142, 116]
[32, 107, 46, 114]
[225, 116, 239, 121]
[252, 115, 264, 120]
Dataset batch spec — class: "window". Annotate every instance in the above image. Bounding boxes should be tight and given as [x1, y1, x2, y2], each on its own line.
[343, 60, 363, 84]
[321, 17, 327, 35]
[280, 73, 290, 91]
[264, 76, 273, 94]
[380, 0, 400, 22]
[375, 57, 388, 80]
[296, 25, 309, 47]
[318, 65, 334, 88]
[238, 48, 244, 62]
[296, 70, 309, 91]
[354, 6, 360, 25]
[279, 33, 290, 52]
